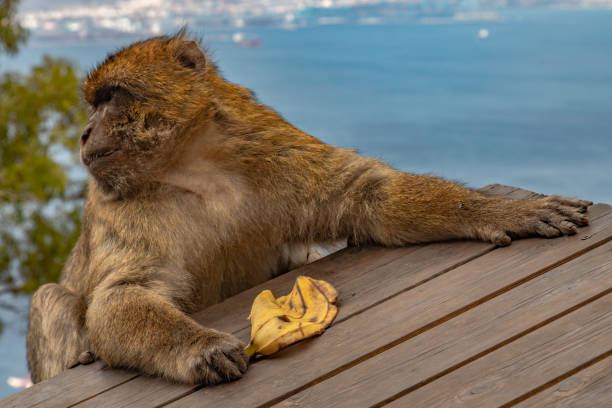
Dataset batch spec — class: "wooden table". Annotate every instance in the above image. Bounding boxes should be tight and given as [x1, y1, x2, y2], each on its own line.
[3, 184, 612, 408]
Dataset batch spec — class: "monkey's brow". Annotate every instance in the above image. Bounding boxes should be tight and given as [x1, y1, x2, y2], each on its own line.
[92, 85, 131, 106]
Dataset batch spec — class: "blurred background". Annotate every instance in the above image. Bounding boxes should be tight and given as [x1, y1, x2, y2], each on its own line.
[0, 0, 611, 398]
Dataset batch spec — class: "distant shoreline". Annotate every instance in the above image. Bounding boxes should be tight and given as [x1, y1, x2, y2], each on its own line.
[17, 4, 612, 44]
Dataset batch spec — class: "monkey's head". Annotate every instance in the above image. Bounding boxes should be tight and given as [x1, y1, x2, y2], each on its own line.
[81, 33, 211, 198]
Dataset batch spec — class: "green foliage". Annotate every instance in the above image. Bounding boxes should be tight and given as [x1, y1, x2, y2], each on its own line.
[0, 0, 28, 54]
[0, 56, 88, 299]
[0, 0, 87, 337]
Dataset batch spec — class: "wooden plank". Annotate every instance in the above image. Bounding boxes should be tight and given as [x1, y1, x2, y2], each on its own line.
[478, 183, 522, 196]
[274, 242, 612, 407]
[385, 294, 612, 408]
[157, 205, 612, 408]
[479, 184, 544, 199]
[0, 362, 138, 408]
[514, 355, 612, 408]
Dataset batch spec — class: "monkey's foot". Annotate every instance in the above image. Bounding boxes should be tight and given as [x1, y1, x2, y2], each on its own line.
[67, 350, 96, 369]
[183, 329, 249, 385]
[478, 195, 592, 246]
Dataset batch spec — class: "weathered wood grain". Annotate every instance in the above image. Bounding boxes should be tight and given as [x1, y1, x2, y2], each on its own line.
[385, 295, 612, 408]
[514, 355, 612, 408]
[274, 242, 612, 407]
[0, 362, 138, 408]
[479, 183, 546, 200]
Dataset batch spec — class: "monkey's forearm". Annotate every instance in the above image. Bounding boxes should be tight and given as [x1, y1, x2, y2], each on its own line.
[86, 279, 247, 384]
[339, 168, 590, 247]
[347, 171, 485, 245]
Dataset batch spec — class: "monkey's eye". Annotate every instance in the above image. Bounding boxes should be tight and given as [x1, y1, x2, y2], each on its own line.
[93, 86, 128, 108]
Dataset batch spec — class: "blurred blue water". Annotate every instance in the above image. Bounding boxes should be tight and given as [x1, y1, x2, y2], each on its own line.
[0, 8, 610, 398]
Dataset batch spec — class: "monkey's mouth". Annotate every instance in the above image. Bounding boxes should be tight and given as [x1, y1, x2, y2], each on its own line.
[83, 148, 120, 167]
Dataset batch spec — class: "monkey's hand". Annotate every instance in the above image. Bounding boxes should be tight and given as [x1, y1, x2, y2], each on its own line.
[88, 281, 249, 385]
[473, 195, 592, 246]
[184, 328, 249, 385]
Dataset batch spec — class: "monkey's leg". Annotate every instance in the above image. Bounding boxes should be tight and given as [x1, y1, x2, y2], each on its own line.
[27, 283, 92, 383]
[86, 281, 248, 384]
[342, 169, 591, 247]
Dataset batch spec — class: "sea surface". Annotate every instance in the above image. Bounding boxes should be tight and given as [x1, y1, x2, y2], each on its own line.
[0, 8, 611, 398]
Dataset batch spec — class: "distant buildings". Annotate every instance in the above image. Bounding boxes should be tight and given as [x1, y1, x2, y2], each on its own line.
[17, 0, 612, 41]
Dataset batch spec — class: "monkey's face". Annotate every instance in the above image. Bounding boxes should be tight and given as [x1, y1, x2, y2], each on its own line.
[81, 34, 209, 197]
[79, 84, 174, 197]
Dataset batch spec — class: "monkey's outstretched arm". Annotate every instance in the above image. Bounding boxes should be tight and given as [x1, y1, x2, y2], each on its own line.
[323, 156, 591, 247]
[86, 270, 248, 384]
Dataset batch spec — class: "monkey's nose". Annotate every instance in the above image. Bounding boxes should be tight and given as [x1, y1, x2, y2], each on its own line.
[81, 126, 92, 145]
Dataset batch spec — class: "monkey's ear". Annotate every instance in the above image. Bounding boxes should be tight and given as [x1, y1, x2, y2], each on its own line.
[175, 40, 206, 71]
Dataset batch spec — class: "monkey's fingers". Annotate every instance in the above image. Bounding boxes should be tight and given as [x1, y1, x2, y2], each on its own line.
[194, 330, 249, 385]
[78, 351, 96, 365]
[483, 195, 592, 246]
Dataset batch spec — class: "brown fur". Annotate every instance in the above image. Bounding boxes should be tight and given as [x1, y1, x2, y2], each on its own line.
[26, 32, 592, 384]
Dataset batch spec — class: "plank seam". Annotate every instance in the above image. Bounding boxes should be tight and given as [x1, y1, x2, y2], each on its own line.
[258, 236, 612, 408]
[154, 385, 206, 408]
[501, 349, 612, 408]
[372, 288, 612, 407]
[330, 245, 496, 325]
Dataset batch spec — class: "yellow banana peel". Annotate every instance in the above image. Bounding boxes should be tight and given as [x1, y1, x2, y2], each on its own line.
[245, 276, 338, 357]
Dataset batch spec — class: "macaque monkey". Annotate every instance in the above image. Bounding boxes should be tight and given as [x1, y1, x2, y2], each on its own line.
[26, 32, 591, 385]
